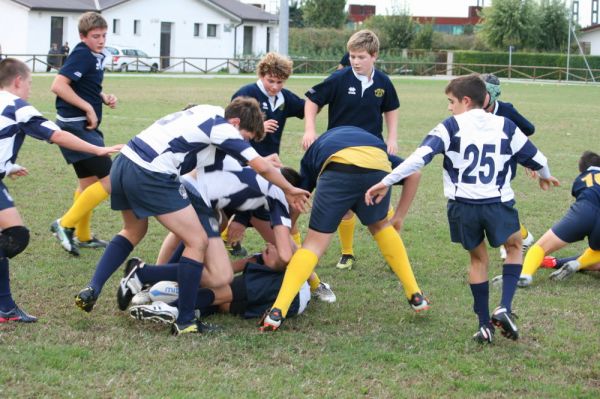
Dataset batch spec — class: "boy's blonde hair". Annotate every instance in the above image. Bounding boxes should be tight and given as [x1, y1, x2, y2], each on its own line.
[0, 58, 30, 88]
[78, 12, 108, 36]
[347, 29, 379, 56]
[257, 52, 293, 80]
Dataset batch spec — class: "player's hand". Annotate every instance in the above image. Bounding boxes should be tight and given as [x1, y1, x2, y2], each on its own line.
[302, 132, 317, 150]
[226, 221, 246, 245]
[386, 141, 398, 155]
[263, 153, 283, 168]
[95, 144, 124, 157]
[284, 187, 310, 213]
[7, 164, 28, 179]
[390, 214, 404, 232]
[525, 168, 538, 179]
[539, 176, 560, 191]
[85, 109, 99, 130]
[264, 119, 279, 134]
[102, 93, 118, 109]
[365, 182, 389, 206]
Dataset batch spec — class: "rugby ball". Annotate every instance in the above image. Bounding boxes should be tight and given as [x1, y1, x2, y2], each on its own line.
[148, 281, 179, 304]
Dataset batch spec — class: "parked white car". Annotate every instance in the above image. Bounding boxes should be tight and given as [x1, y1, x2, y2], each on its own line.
[104, 45, 159, 72]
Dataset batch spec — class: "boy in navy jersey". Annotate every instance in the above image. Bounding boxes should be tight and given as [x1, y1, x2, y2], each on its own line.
[230, 52, 305, 249]
[366, 74, 559, 343]
[302, 29, 420, 271]
[509, 151, 600, 286]
[482, 74, 536, 259]
[0, 59, 121, 323]
[50, 12, 118, 256]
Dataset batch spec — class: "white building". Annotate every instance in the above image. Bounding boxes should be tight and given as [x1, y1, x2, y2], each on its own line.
[0, 0, 278, 71]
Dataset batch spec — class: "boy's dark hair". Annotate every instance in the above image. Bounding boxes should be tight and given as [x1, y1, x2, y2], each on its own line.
[445, 74, 486, 108]
[280, 166, 301, 187]
[224, 97, 265, 141]
[78, 12, 108, 36]
[578, 151, 600, 172]
[0, 58, 30, 88]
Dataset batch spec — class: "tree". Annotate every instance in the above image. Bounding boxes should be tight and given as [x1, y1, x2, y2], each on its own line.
[480, 0, 540, 50]
[302, 0, 346, 29]
[538, 0, 569, 51]
[413, 23, 434, 50]
[289, 0, 304, 28]
[364, 14, 415, 50]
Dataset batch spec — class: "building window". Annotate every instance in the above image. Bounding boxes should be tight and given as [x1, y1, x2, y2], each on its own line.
[572, 1, 579, 23]
[133, 20, 141, 35]
[113, 19, 120, 34]
[593, 0, 598, 25]
[207, 24, 217, 37]
[194, 23, 203, 37]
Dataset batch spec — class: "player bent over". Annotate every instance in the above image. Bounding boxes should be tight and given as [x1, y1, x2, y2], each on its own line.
[506, 151, 600, 287]
[366, 74, 559, 343]
[74, 97, 309, 336]
[0, 58, 121, 322]
[260, 125, 430, 332]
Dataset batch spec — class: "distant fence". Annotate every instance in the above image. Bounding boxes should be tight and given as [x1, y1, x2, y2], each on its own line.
[4, 53, 599, 82]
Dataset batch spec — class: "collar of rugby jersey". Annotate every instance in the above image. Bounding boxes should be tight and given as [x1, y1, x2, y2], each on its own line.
[352, 67, 375, 96]
[256, 79, 285, 111]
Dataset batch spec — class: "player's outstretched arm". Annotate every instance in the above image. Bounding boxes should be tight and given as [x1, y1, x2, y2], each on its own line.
[49, 130, 123, 156]
[538, 175, 560, 191]
[302, 99, 319, 150]
[365, 182, 390, 206]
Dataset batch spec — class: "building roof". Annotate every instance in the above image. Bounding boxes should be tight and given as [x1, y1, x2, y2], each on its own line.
[9, 0, 277, 22]
[581, 24, 600, 33]
[205, 0, 277, 23]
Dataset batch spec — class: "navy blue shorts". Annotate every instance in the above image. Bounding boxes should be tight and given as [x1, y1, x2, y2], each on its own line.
[57, 120, 106, 164]
[309, 168, 390, 234]
[110, 155, 190, 219]
[186, 189, 220, 239]
[551, 200, 600, 250]
[0, 181, 15, 211]
[447, 200, 520, 251]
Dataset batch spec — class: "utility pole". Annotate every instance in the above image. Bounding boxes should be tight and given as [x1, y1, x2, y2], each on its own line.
[279, 0, 289, 55]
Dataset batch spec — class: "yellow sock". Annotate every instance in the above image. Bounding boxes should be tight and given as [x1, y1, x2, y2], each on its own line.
[292, 231, 302, 247]
[273, 248, 318, 317]
[61, 182, 108, 228]
[577, 248, 600, 269]
[520, 223, 529, 239]
[386, 206, 394, 220]
[308, 272, 321, 292]
[373, 226, 420, 299]
[522, 244, 545, 276]
[220, 227, 229, 242]
[338, 214, 356, 256]
[72, 189, 93, 242]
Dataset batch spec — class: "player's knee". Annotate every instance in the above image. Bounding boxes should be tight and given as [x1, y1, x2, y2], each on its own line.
[0, 226, 30, 258]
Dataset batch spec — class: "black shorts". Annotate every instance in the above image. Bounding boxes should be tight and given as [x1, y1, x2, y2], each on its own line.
[73, 156, 112, 179]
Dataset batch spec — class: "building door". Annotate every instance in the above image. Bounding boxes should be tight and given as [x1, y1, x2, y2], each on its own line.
[243, 26, 253, 55]
[160, 22, 172, 69]
[50, 16, 63, 48]
[266, 27, 271, 52]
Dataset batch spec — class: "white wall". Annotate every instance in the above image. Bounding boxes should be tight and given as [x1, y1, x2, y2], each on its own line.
[0, 0, 30, 54]
[581, 29, 600, 55]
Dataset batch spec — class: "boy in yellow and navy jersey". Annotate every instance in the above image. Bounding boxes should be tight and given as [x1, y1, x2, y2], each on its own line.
[259, 125, 429, 332]
[302, 29, 420, 271]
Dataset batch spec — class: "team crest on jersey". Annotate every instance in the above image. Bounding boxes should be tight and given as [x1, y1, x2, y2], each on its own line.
[261, 102, 269, 110]
[374, 88, 385, 97]
[178, 185, 188, 199]
[209, 217, 219, 233]
[348, 86, 357, 95]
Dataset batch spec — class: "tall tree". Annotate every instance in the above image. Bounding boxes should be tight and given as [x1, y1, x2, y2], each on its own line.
[480, 0, 540, 50]
[364, 14, 415, 50]
[302, 0, 347, 29]
[538, 0, 569, 51]
[289, 0, 304, 28]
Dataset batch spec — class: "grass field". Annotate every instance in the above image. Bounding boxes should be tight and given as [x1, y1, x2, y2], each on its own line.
[1, 74, 599, 398]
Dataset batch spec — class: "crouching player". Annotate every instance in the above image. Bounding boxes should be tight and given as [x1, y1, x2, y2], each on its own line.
[260, 125, 430, 332]
[365, 74, 559, 343]
[0, 58, 122, 322]
[128, 243, 311, 324]
[507, 151, 600, 286]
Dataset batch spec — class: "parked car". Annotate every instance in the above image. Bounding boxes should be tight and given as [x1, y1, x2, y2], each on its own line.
[104, 45, 159, 72]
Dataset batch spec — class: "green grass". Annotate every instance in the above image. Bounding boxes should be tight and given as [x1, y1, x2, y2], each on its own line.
[1, 75, 600, 397]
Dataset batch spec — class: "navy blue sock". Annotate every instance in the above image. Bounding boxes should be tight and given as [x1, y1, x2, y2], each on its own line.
[195, 288, 216, 311]
[500, 263, 523, 313]
[89, 235, 134, 294]
[0, 256, 16, 311]
[136, 264, 179, 285]
[176, 256, 204, 325]
[556, 255, 579, 268]
[168, 242, 185, 264]
[470, 281, 490, 328]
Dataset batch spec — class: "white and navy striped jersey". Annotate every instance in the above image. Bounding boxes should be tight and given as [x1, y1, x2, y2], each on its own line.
[182, 155, 291, 228]
[120, 105, 259, 177]
[382, 109, 551, 203]
[0, 91, 58, 178]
